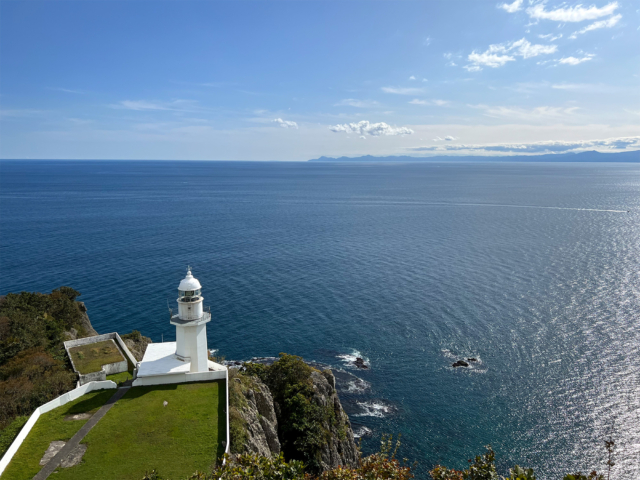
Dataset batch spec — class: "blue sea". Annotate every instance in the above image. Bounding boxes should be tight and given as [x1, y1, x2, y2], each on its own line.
[1, 160, 639, 479]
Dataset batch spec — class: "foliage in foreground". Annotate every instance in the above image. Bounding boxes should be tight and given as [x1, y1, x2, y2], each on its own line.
[429, 443, 613, 480]
[142, 435, 413, 480]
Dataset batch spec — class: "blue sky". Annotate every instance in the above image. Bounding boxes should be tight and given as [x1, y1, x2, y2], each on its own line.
[0, 0, 638, 160]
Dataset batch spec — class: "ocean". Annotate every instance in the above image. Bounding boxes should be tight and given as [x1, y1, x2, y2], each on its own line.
[1, 160, 639, 478]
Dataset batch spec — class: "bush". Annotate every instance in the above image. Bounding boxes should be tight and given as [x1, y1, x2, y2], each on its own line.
[0, 288, 88, 429]
[257, 354, 336, 473]
[0, 415, 29, 457]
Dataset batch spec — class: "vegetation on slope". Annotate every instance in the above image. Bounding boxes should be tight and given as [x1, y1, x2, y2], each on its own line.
[241, 354, 345, 473]
[0, 287, 88, 433]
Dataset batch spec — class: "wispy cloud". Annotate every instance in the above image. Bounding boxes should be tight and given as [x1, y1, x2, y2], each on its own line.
[329, 120, 414, 137]
[559, 54, 595, 65]
[408, 136, 640, 154]
[47, 87, 85, 94]
[409, 99, 449, 106]
[381, 86, 425, 95]
[409, 75, 416, 80]
[334, 99, 379, 108]
[570, 14, 622, 38]
[433, 136, 457, 141]
[470, 104, 579, 119]
[526, 2, 619, 22]
[538, 33, 563, 41]
[498, 0, 523, 13]
[111, 99, 202, 112]
[465, 38, 557, 71]
[273, 118, 298, 129]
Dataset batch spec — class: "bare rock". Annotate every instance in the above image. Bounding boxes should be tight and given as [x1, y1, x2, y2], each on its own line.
[310, 369, 359, 472]
[234, 375, 281, 457]
[122, 333, 153, 361]
[76, 302, 98, 337]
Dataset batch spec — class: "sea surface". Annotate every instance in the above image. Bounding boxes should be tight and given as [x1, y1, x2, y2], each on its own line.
[1, 160, 639, 478]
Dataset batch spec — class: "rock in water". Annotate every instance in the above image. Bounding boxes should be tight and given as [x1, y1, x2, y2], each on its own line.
[452, 360, 469, 368]
[467, 358, 478, 362]
[354, 357, 369, 369]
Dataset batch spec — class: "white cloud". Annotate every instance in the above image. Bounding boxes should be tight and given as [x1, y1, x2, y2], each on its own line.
[111, 99, 201, 112]
[559, 54, 595, 65]
[538, 33, 563, 41]
[433, 136, 457, 141]
[499, 0, 524, 13]
[334, 99, 379, 108]
[409, 99, 450, 106]
[47, 87, 85, 94]
[273, 118, 298, 129]
[381, 86, 425, 95]
[409, 75, 417, 80]
[408, 136, 640, 154]
[570, 13, 622, 38]
[471, 104, 580, 119]
[526, 2, 619, 22]
[329, 120, 414, 137]
[423, 36, 432, 46]
[465, 38, 556, 71]
[116, 100, 172, 111]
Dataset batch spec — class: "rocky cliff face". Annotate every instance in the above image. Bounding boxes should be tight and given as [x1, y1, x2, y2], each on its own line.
[76, 302, 98, 337]
[232, 374, 281, 457]
[231, 365, 359, 472]
[310, 369, 359, 471]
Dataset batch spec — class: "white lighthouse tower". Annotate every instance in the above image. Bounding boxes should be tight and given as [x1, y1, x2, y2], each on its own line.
[170, 267, 211, 373]
[133, 267, 226, 386]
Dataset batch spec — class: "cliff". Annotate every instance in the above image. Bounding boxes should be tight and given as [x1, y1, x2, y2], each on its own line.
[229, 354, 359, 473]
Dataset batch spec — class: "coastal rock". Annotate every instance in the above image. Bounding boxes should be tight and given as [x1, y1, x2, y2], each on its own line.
[309, 369, 359, 472]
[234, 375, 281, 457]
[123, 332, 153, 361]
[452, 360, 469, 368]
[467, 358, 478, 362]
[354, 357, 369, 369]
[77, 302, 98, 337]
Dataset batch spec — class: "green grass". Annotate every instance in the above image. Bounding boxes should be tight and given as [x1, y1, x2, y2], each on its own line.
[53, 381, 226, 480]
[69, 341, 125, 374]
[106, 371, 133, 385]
[1, 390, 114, 480]
[0, 416, 29, 458]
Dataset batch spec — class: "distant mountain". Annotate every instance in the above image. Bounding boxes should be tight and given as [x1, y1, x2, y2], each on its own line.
[308, 150, 640, 163]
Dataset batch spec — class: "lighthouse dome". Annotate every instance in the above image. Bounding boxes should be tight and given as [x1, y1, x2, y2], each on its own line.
[178, 268, 202, 291]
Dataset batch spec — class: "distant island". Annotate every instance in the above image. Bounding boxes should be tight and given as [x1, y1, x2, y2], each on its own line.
[309, 150, 640, 163]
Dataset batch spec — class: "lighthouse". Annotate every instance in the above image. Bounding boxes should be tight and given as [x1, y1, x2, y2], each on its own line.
[170, 268, 212, 373]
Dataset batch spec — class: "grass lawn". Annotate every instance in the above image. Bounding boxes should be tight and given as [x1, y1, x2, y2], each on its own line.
[1, 390, 114, 480]
[53, 381, 226, 480]
[69, 340, 125, 374]
[106, 371, 133, 385]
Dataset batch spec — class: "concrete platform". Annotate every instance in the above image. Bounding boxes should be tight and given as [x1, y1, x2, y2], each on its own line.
[133, 342, 226, 386]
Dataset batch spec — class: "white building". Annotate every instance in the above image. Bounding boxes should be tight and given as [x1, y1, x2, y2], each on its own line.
[133, 268, 226, 386]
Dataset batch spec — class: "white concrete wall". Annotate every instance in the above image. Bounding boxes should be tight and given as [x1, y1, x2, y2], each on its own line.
[131, 368, 226, 386]
[0, 380, 117, 478]
[191, 323, 209, 373]
[175, 326, 188, 360]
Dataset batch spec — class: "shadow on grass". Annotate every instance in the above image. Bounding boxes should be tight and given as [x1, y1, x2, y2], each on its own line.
[66, 390, 114, 415]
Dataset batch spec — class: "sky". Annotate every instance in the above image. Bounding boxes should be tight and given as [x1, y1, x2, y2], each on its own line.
[0, 0, 639, 160]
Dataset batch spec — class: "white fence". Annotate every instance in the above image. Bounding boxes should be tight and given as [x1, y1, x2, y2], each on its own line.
[0, 380, 117, 478]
